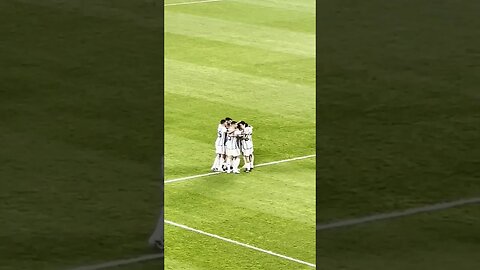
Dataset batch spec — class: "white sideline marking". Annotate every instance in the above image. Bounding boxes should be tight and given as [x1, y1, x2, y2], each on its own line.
[166, 220, 316, 268]
[67, 254, 163, 270]
[165, 0, 223, 7]
[317, 197, 480, 231]
[65, 197, 479, 270]
[164, 154, 316, 184]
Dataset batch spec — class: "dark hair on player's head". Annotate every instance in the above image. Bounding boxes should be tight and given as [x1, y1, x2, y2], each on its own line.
[231, 121, 237, 125]
[244, 122, 249, 127]
[225, 117, 232, 121]
[220, 119, 226, 124]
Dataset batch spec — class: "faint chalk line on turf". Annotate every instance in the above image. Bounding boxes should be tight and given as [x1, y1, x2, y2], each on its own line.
[166, 220, 316, 268]
[164, 154, 316, 184]
[67, 253, 163, 270]
[165, 0, 223, 7]
[317, 197, 480, 231]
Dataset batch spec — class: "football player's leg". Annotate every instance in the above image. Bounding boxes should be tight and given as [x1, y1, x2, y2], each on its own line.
[233, 156, 241, 173]
[243, 150, 252, 172]
[213, 145, 224, 171]
[222, 154, 227, 171]
[218, 153, 224, 170]
[212, 154, 220, 171]
[226, 155, 232, 173]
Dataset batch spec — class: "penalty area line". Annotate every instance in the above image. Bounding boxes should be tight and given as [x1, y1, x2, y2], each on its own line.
[166, 220, 316, 268]
[164, 154, 316, 184]
[165, 0, 223, 7]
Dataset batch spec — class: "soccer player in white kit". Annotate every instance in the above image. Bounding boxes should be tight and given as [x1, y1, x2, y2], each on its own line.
[239, 121, 254, 172]
[211, 119, 227, 172]
[225, 121, 242, 174]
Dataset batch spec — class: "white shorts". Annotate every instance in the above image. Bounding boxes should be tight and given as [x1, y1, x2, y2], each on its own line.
[215, 145, 225, 155]
[226, 148, 241, 157]
[242, 148, 253, 156]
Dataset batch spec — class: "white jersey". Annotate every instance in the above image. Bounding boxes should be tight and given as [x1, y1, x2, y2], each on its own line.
[226, 129, 241, 150]
[215, 124, 227, 146]
[242, 126, 254, 150]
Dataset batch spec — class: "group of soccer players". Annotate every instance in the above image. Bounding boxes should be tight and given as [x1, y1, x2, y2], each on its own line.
[211, 117, 255, 174]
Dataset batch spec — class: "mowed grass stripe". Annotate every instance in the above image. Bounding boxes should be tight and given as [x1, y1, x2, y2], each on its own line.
[164, 94, 315, 179]
[0, 129, 160, 269]
[316, 205, 480, 270]
[164, 12, 315, 57]
[165, 59, 315, 119]
[233, 0, 315, 14]
[167, 159, 315, 223]
[166, 225, 313, 270]
[166, 160, 315, 262]
[166, 1, 315, 33]
[3, 2, 162, 165]
[164, 132, 212, 178]
[164, 127, 315, 179]
[11, 0, 164, 28]
[164, 154, 315, 184]
[166, 220, 315, 268]
[165, 0, 223, 7]
[165, 33, 315, 86]
[164, 0, 315, 268]
[2, 1, 163, 269]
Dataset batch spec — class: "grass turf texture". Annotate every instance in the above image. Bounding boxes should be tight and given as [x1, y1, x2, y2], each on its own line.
[0, 0, 163, 269]
[316, 0, 480, 269]
[164, 0, 315, 269]
[317, 205, 480, 270]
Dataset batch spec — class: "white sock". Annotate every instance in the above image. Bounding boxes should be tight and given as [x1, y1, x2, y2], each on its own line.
[226, 159, 232, 172]
[212, 155, 219, 170]
[233, 157, 241, 171]
[218, 156, 224, 170]
[222, 158, 227, 168]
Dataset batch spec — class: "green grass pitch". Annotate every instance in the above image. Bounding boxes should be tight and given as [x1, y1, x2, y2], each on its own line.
[0, 0, 164, 269]
[164, 0, 316, 269]
[316, 0, 480, 269]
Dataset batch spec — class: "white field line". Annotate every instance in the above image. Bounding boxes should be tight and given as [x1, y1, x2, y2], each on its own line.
[164, 154, 316, 184]
[317, 197, 480, 231]
[65, 197, 479, 270]
[165, 220, 316, 268]
[67, 254, 163, 270]
[165, 0, 223, 7]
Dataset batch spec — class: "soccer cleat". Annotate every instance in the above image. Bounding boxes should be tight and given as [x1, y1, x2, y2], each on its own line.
[233, 170, 240, 174]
